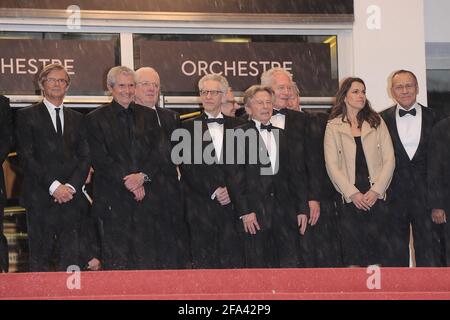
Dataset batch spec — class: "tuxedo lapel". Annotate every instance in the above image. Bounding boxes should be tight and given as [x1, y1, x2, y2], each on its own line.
[37, 102, 59, 139]
[385, 107, 410, 162]
[412, 105, 433, 162]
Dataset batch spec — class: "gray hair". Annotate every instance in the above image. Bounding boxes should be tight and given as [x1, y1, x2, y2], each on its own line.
[243, 85, 275, 108]
[391, 69, 418, 87]
[292, 81, 300, 97]
[198, 74, 229, 94]
[107, 66, 136, 88]
[38, 63, 70, 88]
[135, 67, 160, 83]
[260, 67, 293, 88]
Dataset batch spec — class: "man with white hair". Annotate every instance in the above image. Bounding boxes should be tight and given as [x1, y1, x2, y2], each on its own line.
[134, 66, 190, 269]
[260, 68, 310, 266]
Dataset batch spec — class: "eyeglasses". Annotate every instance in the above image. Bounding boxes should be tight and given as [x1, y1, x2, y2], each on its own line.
[136, 81, 160, 89]
[200, 90, 223, 97]
[45, 78, 68, 86]
[393, 83, 417, 92]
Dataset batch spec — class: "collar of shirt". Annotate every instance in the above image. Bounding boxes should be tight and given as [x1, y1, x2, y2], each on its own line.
[396, 103, 421, 118]
[272, 108, 286, 117]
[111, 100, 134, 114]
[204, 111, 224, 120]
[252, 119, 272, 132]
[43, 98, 64, 132]
[43, 98, 64, 114]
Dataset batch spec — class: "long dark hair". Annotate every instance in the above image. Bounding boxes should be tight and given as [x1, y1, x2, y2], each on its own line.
[330, 77, 381, 129]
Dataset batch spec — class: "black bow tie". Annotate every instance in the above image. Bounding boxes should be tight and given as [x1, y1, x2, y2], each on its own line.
[206, 117, 225, 125]
[272, 109, 288, 116]
[399, 108, 417, 117]
[260, 123, 273, 132]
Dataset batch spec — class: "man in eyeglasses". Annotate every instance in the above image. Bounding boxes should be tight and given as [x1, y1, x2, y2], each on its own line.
[179, 74, 244, 269]
[380, 69, 440, 267]
[0, 95, 12, 272]
[134, 67, 191, 269]
[15, 63, 90, 271]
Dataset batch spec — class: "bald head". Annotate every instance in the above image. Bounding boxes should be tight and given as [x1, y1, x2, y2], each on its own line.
[135, 67, 161, 108]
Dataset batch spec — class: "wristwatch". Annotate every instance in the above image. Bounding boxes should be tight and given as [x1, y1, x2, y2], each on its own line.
[142, 173, 151, 184]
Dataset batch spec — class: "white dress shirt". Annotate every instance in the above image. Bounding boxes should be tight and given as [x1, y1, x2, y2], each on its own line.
[205, 111, 224, 161]
[43, 99, 75, 196]
[396, 103, 422, 160]
[253, 119, 278, 175]
[270, 109, 286, 130]
[43, 98, 65, 134]
[205, 112, 226, 200]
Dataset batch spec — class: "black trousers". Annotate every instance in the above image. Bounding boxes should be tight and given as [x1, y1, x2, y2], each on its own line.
[242, 206, 300, 269]
[337, 200, 387, 267]
[27, 205, 82, 272]
[384, 196, 438, 267]
[187, 205, 244, 269]
[298, 200, 343, 268]
[98, 203, 140, 271]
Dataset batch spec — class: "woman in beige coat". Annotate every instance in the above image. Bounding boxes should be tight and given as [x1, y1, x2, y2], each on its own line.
[324, 77, 395, 267]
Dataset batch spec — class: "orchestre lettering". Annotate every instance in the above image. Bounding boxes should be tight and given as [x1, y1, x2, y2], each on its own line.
[0, 58, 75, 75]
[181, 60, 293, 77]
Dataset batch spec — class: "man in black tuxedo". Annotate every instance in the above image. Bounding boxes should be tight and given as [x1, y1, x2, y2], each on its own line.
[428, 116, 450, 266]
[228, 85, 308, 268]
[15, 64, 90, 271]
[0, 95, 12, 272]
[86, 66, 163, 270]
[134, 67, 190, 269]
[380, 70, 439, 267]
[260, 68, 311, 266]
[178, 74, 244, 269]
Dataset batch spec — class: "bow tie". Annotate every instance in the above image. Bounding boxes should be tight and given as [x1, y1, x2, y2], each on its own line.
[399, 108, 416, 117]
[206, 117, 225, 125]
[260, 123, 274, 132]
[272, 109, 288, 116]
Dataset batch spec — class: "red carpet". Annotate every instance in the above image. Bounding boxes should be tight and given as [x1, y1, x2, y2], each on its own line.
[1, 268, 450, 300]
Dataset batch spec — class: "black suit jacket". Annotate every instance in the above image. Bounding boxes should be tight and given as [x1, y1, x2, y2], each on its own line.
[180, 113, 243, 222]
[227, 121, 301, 230]
[154, 106, 181, 138]
[0, 96, 12, 208]
[15, 102, 90, 211]
[280, 109, 309, 214]
[380, 104, 438, 201]
[428, 116, 450, 211]
[303, 111, 337, 202]
[86, 101, 162, 218]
